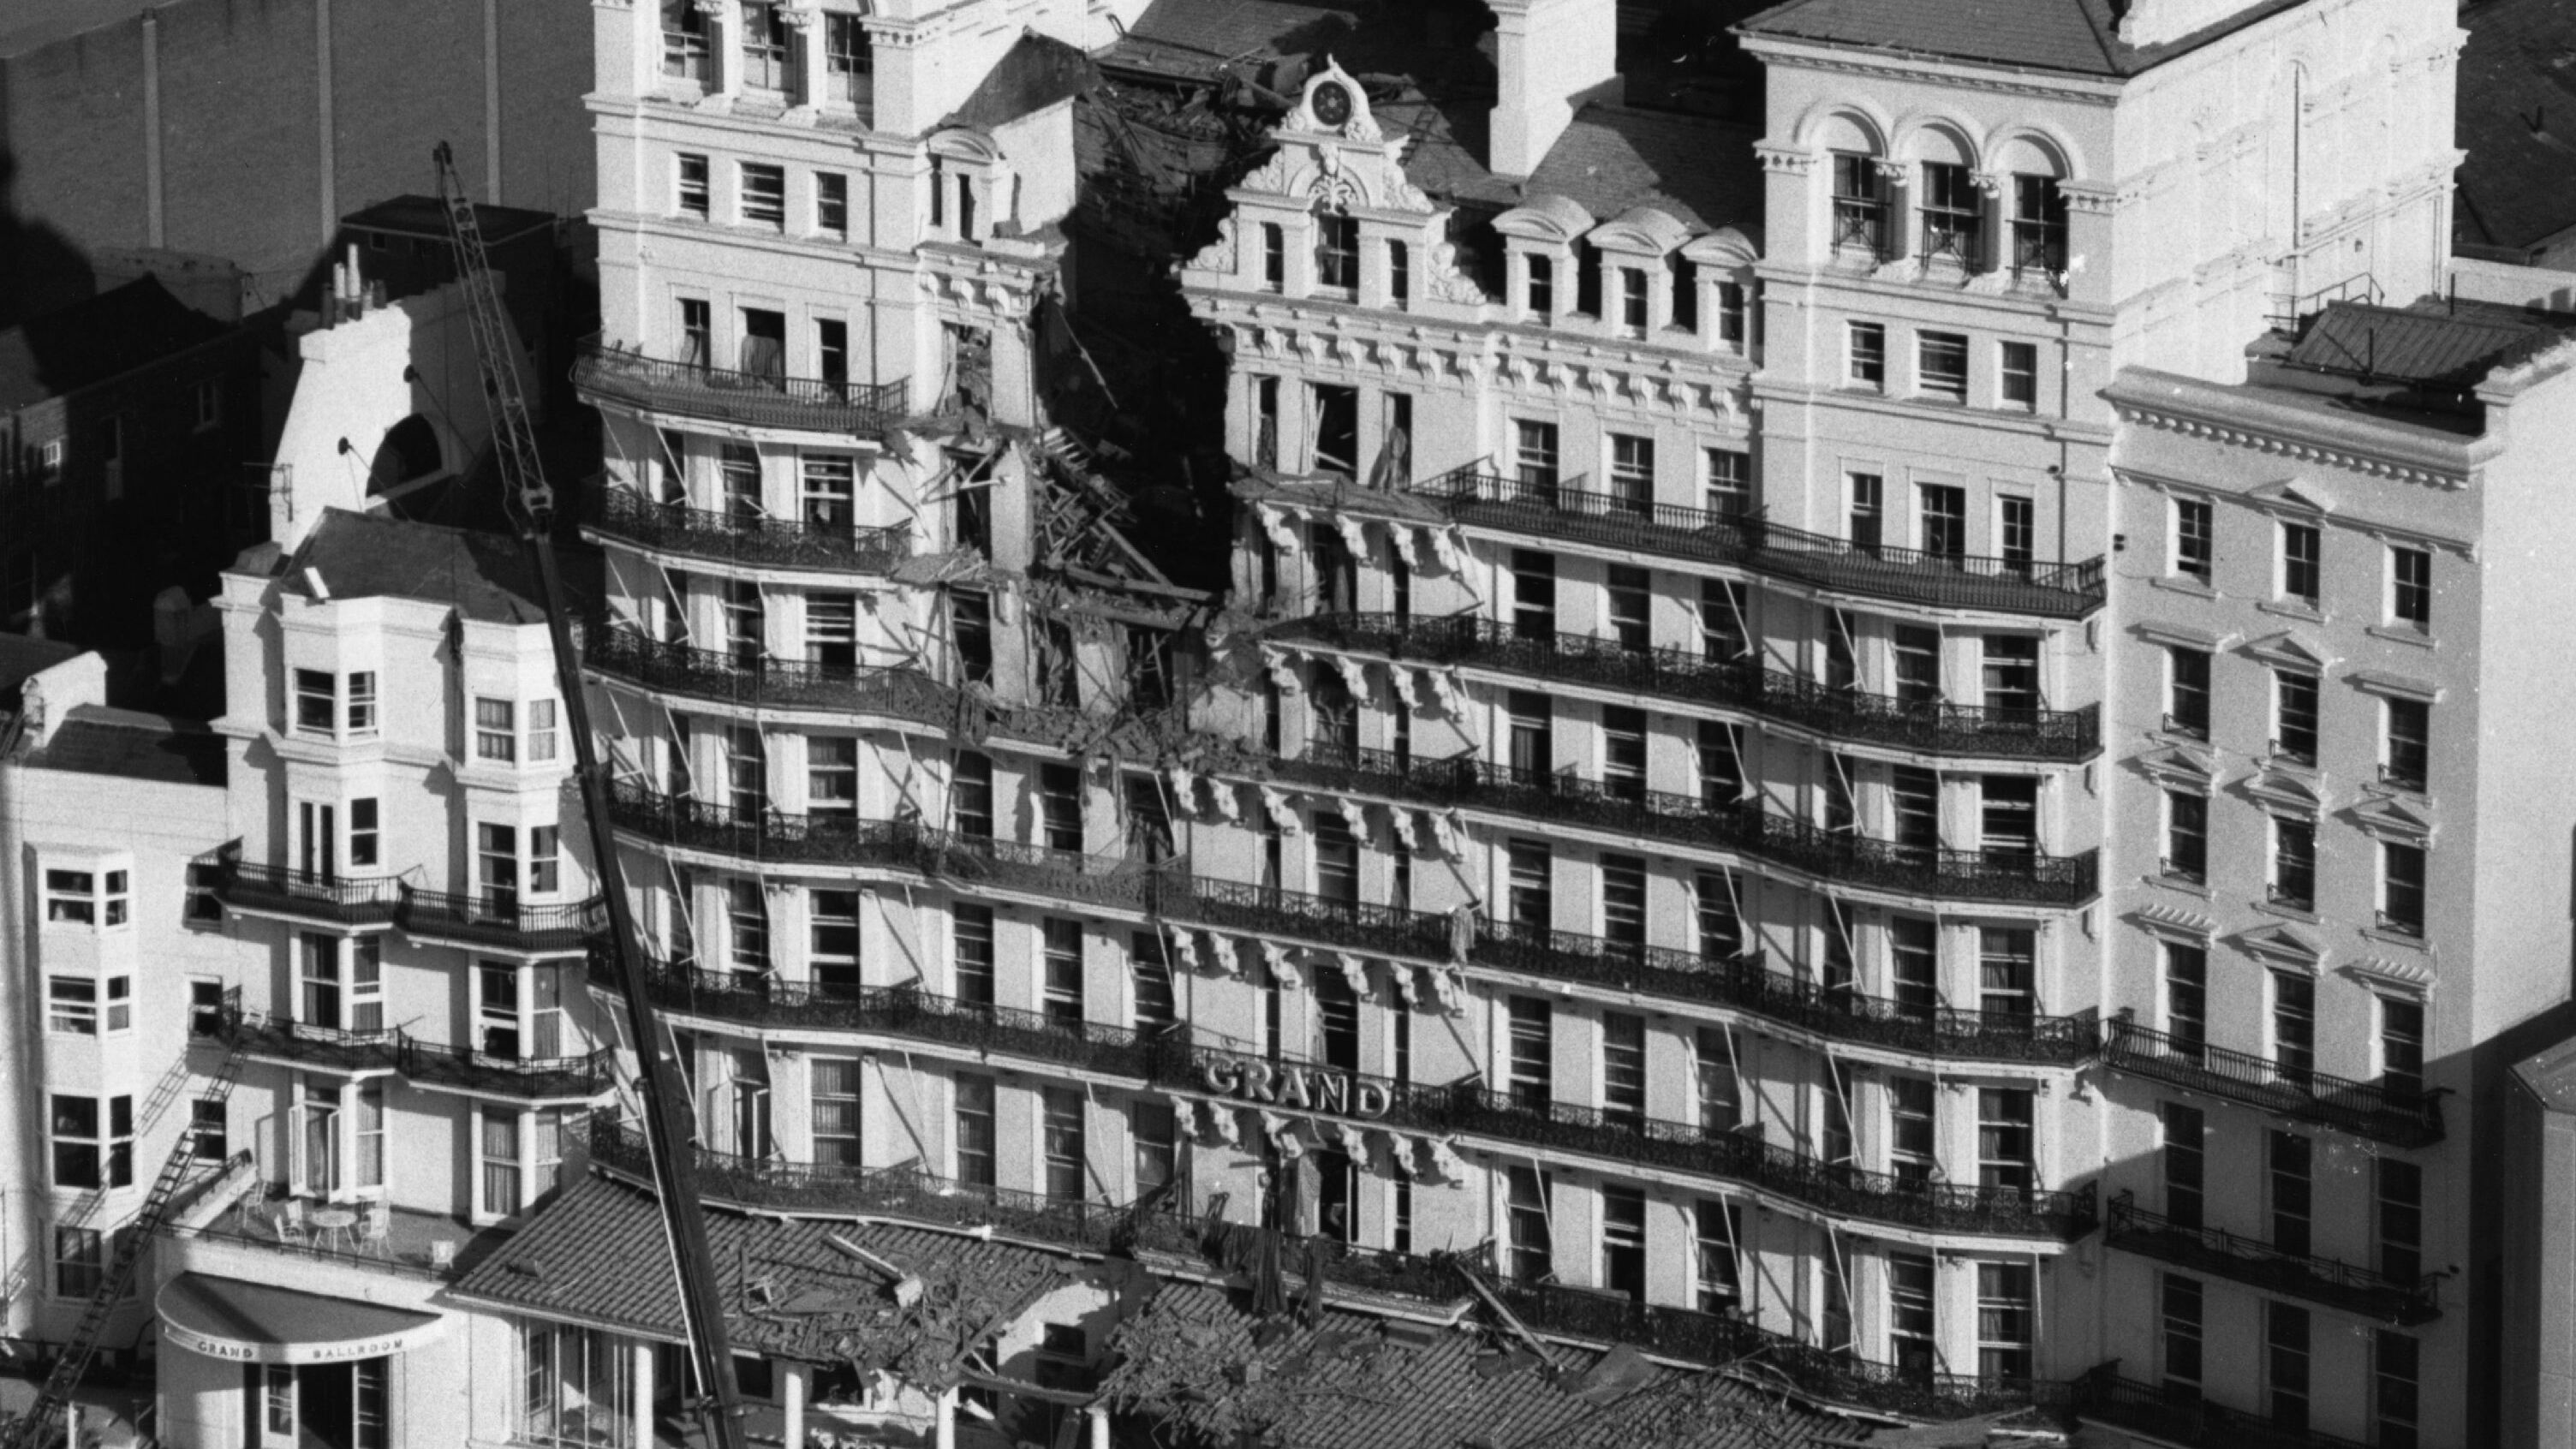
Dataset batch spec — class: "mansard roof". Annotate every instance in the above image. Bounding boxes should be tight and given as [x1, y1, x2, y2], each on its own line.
[1736, 0, 2308, 78]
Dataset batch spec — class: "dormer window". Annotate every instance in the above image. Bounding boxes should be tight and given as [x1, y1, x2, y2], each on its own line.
[1389, 241, 1410, 306]
[1527, 254, 1554, 319]
[1618, 267, 1649, 338]
[1315, 212, 1359, 291]
[1920, 163, 1982, 265]
[2012, 176, 2068, 274]
[1831, 154, 1889, 257]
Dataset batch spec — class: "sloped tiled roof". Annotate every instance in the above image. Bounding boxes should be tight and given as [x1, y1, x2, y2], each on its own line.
[1101, 1279, 1862, 1449]
[285, 510, 552, 626]
[943, 33, 1101, 132]
[1526, 104, 1763, 232]
[2454, 0, 2576, 253]
[23, 705, 226, 787]
[1736, 0, 2308, 77]
[2281, 301, 2568, 388]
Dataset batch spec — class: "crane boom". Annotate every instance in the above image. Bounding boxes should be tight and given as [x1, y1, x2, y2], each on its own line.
[431, 141, 748, 1449]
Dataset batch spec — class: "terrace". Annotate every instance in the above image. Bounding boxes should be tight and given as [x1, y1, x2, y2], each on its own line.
[586, 486, 914, 575]
[214, 862, 399, 930]
[2102, 1016, 2443, 1148]
[395, 886, 600, 956]
[2103, 1192, 2440, 1324]
[574, 335, 909, 438]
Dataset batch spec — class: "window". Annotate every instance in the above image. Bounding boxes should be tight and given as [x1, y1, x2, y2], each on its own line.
[44, 868, 107, 925]
[1513, 420, 1560, 495]
[1999, 496, 2035, 574]
[2381, 997, 2426, 1097]
[726, 879, 768, 973]
[1525, 253, 1554, 317]
[53, 1095, 129, 1190]
[1888, 1076, 1935, 1183]
[1510, 550, 1557, 639]
[2273, 671, 2319, 764]
[953, 591, 993, 683]
[1605, 566, 1649, 653]
[1258, 223, 1285, 290]
[1919, 483, 1967, 558]
[1717, 281, 1748, 348]
[190, 979, 227, 1035]
[1601, 1186, 1647, 1300]
[295, 670, 336, 733]
[1314, 212, 1358, 289]
[2174, 498, 2214, 583]
[478, 823, 522, 914]
[952, 751, 993, 838]
[1695, 1025, 1739, 1130]
[1602, 710, 1648, 805]
[1506, 996, 1552, 1110]
[104, 976, 130, 1032]
[1504, 1166, 1551, 1280]
[1041, 918, 1084, 1024]
[358, 1086, 389, 1192]
[2269, 814, 2317, 912]
[2000, 342, 2038, 409]
[1389, 239, 1410, 304]
[1700, 578, 1748, 663]
[49, 978, 98, 1035]
[825, 13, 871, 100]
[1976, 1263, 2035, 1380]
[2161, 1102, 2205, 1228]
[2376, 1331, 2420, 1449]
[2011, 175, 2068, 274]
[527, 700, 558, 763]
[739, 164, 785, 229]
[680, 297, 712, 369]
[1831, 153, 1890, 254]
[1848, 472, 1883, 551]
[809, 890, 859, 997]
[522, 1321, 638, 1449]
[1618, 266, 1649, 337]
[1703, 448, 1750, 517]
[1133, 1100, 1178, 1199]
[194, 379, 224, 432]
[952, 903, 996, 1008]
[2166, 647, 2211, 739]
[1602, 1012, 1646, 1129]
[1038, 763, 1083, 851]
[662, 0, 710, 78]
[54, 1225, 104, 1299]
[677, 153, 710, 218]
[817, 319, 847, 391]
[1920, 162, 1982, 262]
[1978, 927, 2034, 1020]
[2165, 944, 2208, 1054]
[1977, 1088, 2034, 1196]
[1888, 1253, 1935, 1378]
[2161, 1274, 2203, 1394]
[2280, 522, 2322, 606]
[1846, 322, 1886, 388]
[1607, 434, 1653, 513]
[815, 173, 849, 237]
[2383, 698, 2429, 791]
[2164, 791, 2208, 883]
[2381, 842, 2427, 937]
[1917, 332, 1969, 402]
[955, 1075, 996, 1187]
[806, 593, 857, 668]
[480, 1111, 522, 1218]
[36, 438, 63, 484]
[348, 672, 377, 733]
[476, 698, 517, 762]
[808, 736, 858, 820]
[741, 2, 790, 92]
[1980, 775, 2037, 857]
[2273, 975, 2317, 1079]
[2377, 1156, 2423, 1282]
[1694, 1201, 1740, 1309]
[2267, 1302, 2312, 1430]
[2390, 546, 2432, 632]
[1889, 917, 1935, 1017]
[190, 1098, 227, 1160]
[1041, 1088, 1084, 1202]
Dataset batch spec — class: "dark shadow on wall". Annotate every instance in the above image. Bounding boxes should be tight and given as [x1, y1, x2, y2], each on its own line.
[0, 149, 100, 330]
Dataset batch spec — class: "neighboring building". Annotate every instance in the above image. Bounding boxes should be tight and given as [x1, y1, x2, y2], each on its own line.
[2501, 1020, 2576, 1449]
[0, 0, 593, 326]
[0, 276, 266, 646]
[2454, 0, 2576, 270]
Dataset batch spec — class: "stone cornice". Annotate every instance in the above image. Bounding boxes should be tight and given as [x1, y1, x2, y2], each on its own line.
[1732, 33, 2125, 104]
[2107, 371, 2480, 491]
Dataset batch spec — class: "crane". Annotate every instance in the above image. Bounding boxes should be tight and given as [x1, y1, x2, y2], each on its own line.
[432, 141, 749, 1449]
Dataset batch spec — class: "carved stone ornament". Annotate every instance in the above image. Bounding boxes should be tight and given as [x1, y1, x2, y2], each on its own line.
[1296, 57, 1381, 143]
[1186, 217, 1238, 275]
[1425, 242, 1489, 304]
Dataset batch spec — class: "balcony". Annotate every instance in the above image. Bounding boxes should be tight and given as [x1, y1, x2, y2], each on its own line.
[1482, 1276, 2066, 1423]
[587, 486, 914, 575]
[2104, 1192, 2439, 1325]
[215, 863, 399, 929]
[1441, 1088, 2094, 1240]
[395, 886, 601, 955]
[214, 1010, 402, 1075]
[1270, 611, 2097, 760]
[2073, 1367, 2370, 1449]
[1407, 468, 2106, 618]
[2102, 1017, 2442, 1148]
[394, 1038, 616, 1100]
[573, 335, 909, 438]
[1160, 875, 1457, 959]
[582, 623, 957, 725]
[1469, 932, 2097, 1065]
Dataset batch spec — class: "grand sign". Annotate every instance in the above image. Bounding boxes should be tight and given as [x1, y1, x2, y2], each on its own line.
[1202, 1057, 1392, 1119]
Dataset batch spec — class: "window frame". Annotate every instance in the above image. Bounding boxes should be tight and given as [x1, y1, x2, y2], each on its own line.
[2389, 546, 2432, 633]
[737, 162, 787, 230]
[1917, 331, 1970, 402]
[2172, 497, 2214, 583]
[1846, 321, 1887, 390]
[1999, 341, 2038, 410]
[677, 152, 711, 219]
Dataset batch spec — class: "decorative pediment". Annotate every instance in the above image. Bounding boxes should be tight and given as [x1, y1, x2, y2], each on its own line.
[2246, 479, 2335, 516]
[2346, 668, 2441, 704]
[2132, 619, 2228, 651]
[2342, 957, 2435, 996]
[1494, 194, 1597, 245]
[2347, 793, 2436, 843]
[1682, 225, 1763, 269]
[2240, 629, 2333, 672]
[2243, 767, 2328, 814]
[2236, 921, 2326, 971]
[2131, 902, 2217, 942]
[1290, 57, 1380, 143]
[2135, 743, 2216, 789]
[1587, 205, 1691, 257]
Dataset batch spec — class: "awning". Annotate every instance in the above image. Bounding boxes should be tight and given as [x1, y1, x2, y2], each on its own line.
[158, 1273, 448, 1366]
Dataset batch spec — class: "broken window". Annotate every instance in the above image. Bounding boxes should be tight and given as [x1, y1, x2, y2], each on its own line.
[740, 3, 791, 95]
[1252, 376, 1280, 469]
[804, 594, 856, 668]
[810, 891, 859, 999]
[660, 0, 709, 81]
[943, 324, 991, 416]
[1131, 1100, 1178, 1199]
[1505, 1166, 1552, 1281]
[1601, 1185, 1647, 1300]
[1130, 932, 1175, 1031]
[1315, 212, 1360, 289]
[1310, 384, 1358, 477]
[951, 590, 992, 686]
[1037, 764, 1083, 852]
[824, 14, 872, 103]
[739, 306, 786, 378]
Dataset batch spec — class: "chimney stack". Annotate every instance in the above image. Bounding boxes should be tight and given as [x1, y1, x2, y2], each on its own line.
[1488, 0, 1621, 178]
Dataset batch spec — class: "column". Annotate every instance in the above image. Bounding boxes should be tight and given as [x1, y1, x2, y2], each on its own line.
[935, 1387, 957, 1449]
[705, 0, 741, 100]
[631, 1342, 656, 1449]
[1873, 159, 1911, 265]
[1087, 1406, 1110, 1449]
[781, 1362, 807, 1449]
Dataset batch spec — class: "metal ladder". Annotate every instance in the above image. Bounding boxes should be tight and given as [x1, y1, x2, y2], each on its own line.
[3, 1052, 242, 1449]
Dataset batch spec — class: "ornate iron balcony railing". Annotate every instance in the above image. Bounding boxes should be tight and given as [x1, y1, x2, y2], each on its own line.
[588, 486, 913, 575]
[215, 863, 401, 928]
[1408, 468, 2105, 617]
[2104, 1192, 2439, 1325]
[581, 623, 963, 726]
[2102, 1016, 2442, 1148]
[2073, 1366, 2370, 1449]
[1160, 875, 1457, 958]
[1272, 610, 2097, 760]
[395, 886, 602, 955]
[214, 1009, 402, 1075]
[395, 1039, 616, 1100]
[574, 334, 909, 438]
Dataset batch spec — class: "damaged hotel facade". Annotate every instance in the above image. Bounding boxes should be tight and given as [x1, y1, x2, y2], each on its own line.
[8, 0, 2576, 1447]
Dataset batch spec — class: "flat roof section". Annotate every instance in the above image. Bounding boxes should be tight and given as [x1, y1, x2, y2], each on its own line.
[25, 705, 227, 787]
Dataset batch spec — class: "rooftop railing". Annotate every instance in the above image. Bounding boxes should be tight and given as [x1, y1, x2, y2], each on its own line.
[574, 334, 909, 438]
[2104, 1192, 2439, 1325]
[214, 863, 401, 928]
[395, 886, 602, 955]
[1408, 467, 2106, 617]
[588, 486, 914, 575]
[1270, 611, 2097, 760]
[2102, 1016, 2443, 1148]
